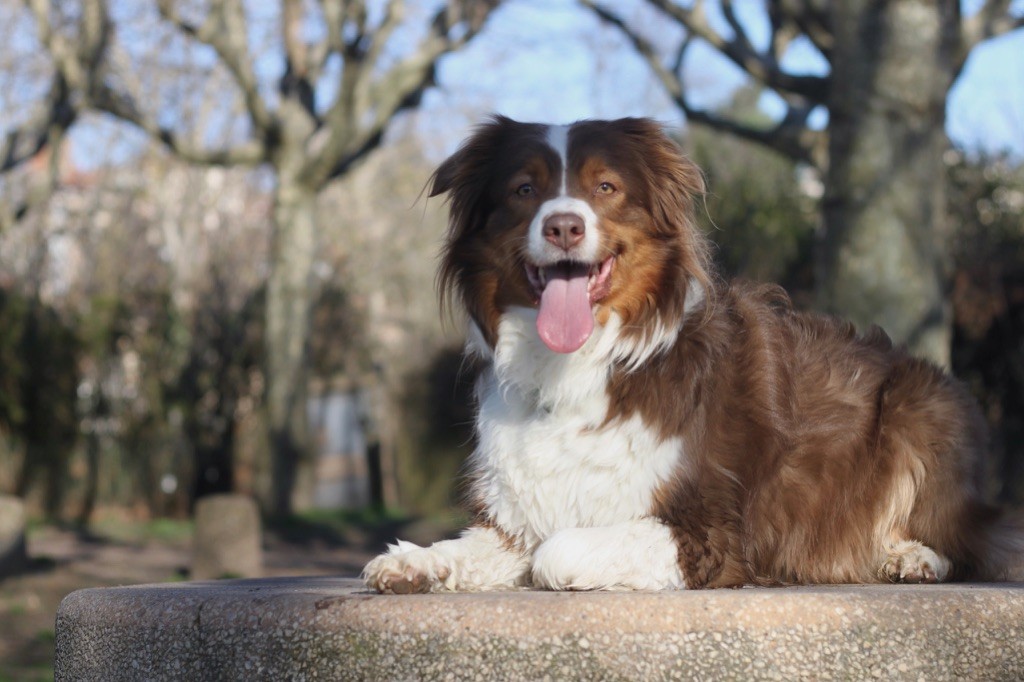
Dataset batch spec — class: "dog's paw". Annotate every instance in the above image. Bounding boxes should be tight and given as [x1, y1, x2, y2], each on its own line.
[531, 524, 684, 591]
[362, 541, 453, 594]
[879, 541, 951, 584]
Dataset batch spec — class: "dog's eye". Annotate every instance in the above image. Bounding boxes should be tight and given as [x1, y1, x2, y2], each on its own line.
[596, 182, 616, 195]
[516, 183, 534, 197]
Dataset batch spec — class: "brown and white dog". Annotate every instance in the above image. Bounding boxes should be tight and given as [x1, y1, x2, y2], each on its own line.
[363, 116, 1023, 593]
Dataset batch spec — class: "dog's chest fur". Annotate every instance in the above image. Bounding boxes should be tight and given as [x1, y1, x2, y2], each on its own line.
[470, 308, 684, 548]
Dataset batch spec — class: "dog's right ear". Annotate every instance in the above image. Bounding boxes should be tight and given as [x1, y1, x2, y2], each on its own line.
[429, 149, 462, 198]
[429, 115, 523, 199]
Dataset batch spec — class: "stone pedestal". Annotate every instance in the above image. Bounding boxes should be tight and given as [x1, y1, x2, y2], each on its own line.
[55, 578, 1024, 681]
[0, 495, 28, 578]
[191, 494, 262, 580]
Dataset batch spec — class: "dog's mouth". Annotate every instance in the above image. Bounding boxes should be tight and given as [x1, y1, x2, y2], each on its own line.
[525, 256, 615, 354]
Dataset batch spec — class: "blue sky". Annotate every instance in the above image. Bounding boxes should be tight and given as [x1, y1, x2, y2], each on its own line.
[949, 30, 1024, 153]
[421, 0, 1024, 159]
[32, 0, 1024, 169]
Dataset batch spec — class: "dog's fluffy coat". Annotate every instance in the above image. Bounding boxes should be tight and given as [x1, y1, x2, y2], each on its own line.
[363, 117, 1023, 593]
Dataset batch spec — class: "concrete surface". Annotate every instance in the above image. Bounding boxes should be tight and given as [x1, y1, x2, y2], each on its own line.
[55, 577, 1024, 681]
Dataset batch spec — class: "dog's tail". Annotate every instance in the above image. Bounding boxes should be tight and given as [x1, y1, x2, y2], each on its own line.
[978, 508, 1024, 581]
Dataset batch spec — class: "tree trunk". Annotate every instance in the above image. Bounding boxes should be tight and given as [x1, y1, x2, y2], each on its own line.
[819, 0, 958, 366]
[266, 181, 318, 516]
[77, 429, 101, 525]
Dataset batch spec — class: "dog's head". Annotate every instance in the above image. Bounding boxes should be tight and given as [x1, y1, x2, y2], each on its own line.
[432, 116, 710, 353]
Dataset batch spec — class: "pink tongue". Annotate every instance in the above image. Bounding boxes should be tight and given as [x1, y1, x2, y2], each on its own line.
[536, 264, 594, 353]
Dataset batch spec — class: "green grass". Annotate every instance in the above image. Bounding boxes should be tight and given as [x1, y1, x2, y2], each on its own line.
[0, 666, 54, 682]
[25, 516, 195, 545]
[292, 506, 407, 528]
[266, 505, 468, 548]
[0, 633, 56, 682]
[266, 506, 405, 544]
[84, 517, 194, 544]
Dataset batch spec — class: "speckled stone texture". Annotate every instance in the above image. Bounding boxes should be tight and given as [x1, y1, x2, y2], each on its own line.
[55, 577, 1024, 681]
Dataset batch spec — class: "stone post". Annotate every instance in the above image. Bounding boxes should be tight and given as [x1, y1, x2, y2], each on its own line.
[191, 494, 262, 580]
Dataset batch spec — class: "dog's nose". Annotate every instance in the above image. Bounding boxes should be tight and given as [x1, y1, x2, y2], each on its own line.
[542, 213, 586, 251]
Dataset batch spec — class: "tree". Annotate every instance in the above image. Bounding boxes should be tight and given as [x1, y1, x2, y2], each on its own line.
[686, 85, 818, 290]
[21, 0, 497, 514]
[586, 0, 1024, 365]
[0, 0, 105, 232]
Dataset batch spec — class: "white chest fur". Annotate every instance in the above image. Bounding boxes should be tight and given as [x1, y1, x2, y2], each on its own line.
[469, 308, 685, 548]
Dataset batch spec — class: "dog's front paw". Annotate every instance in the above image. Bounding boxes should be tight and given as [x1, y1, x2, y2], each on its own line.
[362, 541, 454, 594]
[531, 524, 685, 591]
[879, 541, 951, 584]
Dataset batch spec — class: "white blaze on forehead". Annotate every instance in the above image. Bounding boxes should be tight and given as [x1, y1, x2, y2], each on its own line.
[528, 123, 600, 265]
[545, 124, 570, 195]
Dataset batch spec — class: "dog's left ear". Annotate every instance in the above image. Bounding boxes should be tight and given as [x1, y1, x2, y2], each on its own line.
[640, 122, 705, 235]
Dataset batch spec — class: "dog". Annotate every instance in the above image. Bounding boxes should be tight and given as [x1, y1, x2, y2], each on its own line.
[363, 116, 1023, 593]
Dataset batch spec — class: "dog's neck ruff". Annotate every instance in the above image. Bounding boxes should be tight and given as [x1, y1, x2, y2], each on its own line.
[470, 307, 690, 547]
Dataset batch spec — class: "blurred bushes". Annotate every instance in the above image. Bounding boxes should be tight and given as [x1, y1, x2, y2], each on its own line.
[0, 129, 453, 521]
[396, 346, 477, 514]
[0, 288, 80, 517]
[688, 127, 819, 295]
[949, 152, 1024, 502]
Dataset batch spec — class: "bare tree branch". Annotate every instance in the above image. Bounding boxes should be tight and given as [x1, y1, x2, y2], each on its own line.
[308, 0, 407, 182]
[28, 0, 269, 167]
[307, 0, 499, 185]
[316, 0, 345, 57]
[640, 0, 828, 104]
[960, 0, 1024, 70]
[21, 0, 497, 187]
[1, 75, 75, 173]
[26, 0, 108, 93]
[2, 0, 105, 232]
[157, 0, 273, 133]
[89, 81, 267, 166]
[766, 2, 806, 65]
[584, 0, 827, 170]
[0, 119, 67, 233]
[773, 0, 833, 61]
[280, 0, 317, 118]
[362, 0, 407, 69]
[720, 0, 758, 60]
